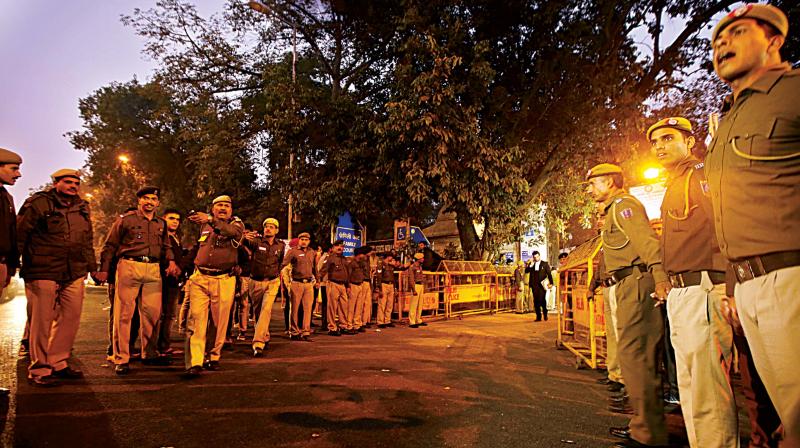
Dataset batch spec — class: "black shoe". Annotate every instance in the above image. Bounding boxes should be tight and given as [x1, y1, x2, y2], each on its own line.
[328, 330, 341, 336]
[184, 366, 202, 378]
[253, 347, 263, 358]
[544, 315, 548, 321]
[364, 323, 372, 328]
[377, 324, 387, 329]
[357, 327, 366, 333]
[534, 318, 542, 322]
[28, 375, 60, 387]
[18, 340, 29, 357]
[596, 376, 611, 385]
[115, 364, 131, 375]
[609, 426, 630, 439]
[142, 356, 173, 366]
[52, 366, 84, 379]
[301, 335, 313, 342]
[409, 324, 419, 328]
[203, 360, 221, 371]
[607, 381, 624, 392]
[387, 323, 396, 327]
[344, 329, 357, 335]
[419, 322, 428, 326]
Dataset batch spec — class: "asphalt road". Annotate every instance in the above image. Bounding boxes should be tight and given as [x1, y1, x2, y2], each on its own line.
[0, 286, 753, 448]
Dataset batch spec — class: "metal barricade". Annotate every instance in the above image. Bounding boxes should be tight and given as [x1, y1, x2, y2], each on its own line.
[556, 236, 606, 369]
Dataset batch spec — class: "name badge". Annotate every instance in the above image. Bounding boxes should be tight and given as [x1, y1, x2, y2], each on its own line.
[198, 231, 210, 242]
[258, 246, 267, 251]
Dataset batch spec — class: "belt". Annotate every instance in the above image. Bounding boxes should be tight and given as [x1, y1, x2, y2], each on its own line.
[122, 255, 160, 263]
[603, 264, 647, 287]
[293, 277, 313, 283]
[197, 267, 229, 276]
[730, 250, 800, 283]
[251, 275, 278, 281]
[415, 281, 423, 285]
[669, 270, 726, 288]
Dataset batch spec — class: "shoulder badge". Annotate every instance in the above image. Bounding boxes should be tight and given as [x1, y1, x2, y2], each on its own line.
[699, 180, 711, 195]
[620, 208, 634, 220]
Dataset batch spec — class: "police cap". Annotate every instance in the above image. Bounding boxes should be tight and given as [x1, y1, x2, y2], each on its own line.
[212, 195, 232, 205]
[413, 252, 424, 260]
[646, 117, 693, 141]
[332, 239, 344, 246]
[585, 163, 623, 180]
[0, 147, 22, 165]
[713, 4, 788, 42]
[50, 168, 81, 182]
[297, 232, 311, 239]
[136, 186, 160, 198]
[262, 217, 279, 228]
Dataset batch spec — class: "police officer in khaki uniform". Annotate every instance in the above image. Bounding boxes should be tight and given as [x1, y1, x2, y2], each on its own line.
[347, 247, 368, 332]
[359, 246, 374, 328]
[585, 163, 670, 448]
[321, 240, 350, 335]
[648, 117, 737, 447]
[183, 195, 244, 376]
[98, 186, 179, 375]
[407, 253, 426, 328]
[376, 254, 405, 328]
[282, 232, 318, 340]
[17, 169, 95, 387]
[245, 217, 285, 356]
[706, 4, 799, 445]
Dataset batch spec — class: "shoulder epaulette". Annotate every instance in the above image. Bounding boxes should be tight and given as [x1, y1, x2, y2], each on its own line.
[122, 210, 137, 217]
[694, 162, 704, 170]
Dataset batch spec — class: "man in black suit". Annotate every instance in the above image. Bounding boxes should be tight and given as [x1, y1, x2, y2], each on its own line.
[525, 251, 553, 321]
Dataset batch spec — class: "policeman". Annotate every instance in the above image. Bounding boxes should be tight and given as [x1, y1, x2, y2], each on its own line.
[376, 254, 405, 328]
[706, 4, 799, 444]
[17, 169, 95, 386]
[321, 240, 350, 335]
[0, 147, 21, 395]
[407, 253, 426, 328]
[98, 186, 179, 375]
[245, 217, 285, 356]
[584, 163, 670, 448]
[347, 247, 368, 333]
[283, 232, 318, 340]
[359, 246, 375, 328]
[648, 117, 737, 447]
[183, 195, 244, 376]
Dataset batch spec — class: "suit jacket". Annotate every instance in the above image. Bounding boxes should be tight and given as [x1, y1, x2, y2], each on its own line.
[525, 261, 553, 291]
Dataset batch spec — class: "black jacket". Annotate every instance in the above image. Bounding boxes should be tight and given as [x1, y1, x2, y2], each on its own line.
[17, 189, 96, 282]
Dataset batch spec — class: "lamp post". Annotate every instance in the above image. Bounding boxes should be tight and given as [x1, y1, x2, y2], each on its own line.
[248, 0, 298, 239]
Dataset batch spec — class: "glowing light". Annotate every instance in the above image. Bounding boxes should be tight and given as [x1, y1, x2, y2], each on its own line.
[118, 155, 130, 164]
[643, 167, 661, 180]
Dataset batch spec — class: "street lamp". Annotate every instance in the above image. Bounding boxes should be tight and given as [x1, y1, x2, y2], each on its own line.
[118, 154, 130, 164]
[248, 0, 298, 239]
[643, 167, 661, 181]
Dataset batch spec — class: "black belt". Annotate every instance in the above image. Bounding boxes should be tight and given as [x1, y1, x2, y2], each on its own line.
[197, 267, 230, 276]
[293, 277, 313, 283]
[730, 251, 800, 283]
[603, 264, 647, 287]
[669, 270, 726, 288]
[251, 275, 278, 281]
[414, 281, 423, 285]
[122, 255, 160, 263]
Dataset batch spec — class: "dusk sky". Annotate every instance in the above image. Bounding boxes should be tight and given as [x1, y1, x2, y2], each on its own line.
[0, 1, 217, 208]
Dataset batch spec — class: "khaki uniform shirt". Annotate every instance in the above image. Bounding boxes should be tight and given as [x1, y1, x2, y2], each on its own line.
[248, 237, 285, 280]
[101, 210, 173, 272]
[193, 217, 244, 272]
[321, 253, 349, 285]
[283, 246, 317, 281]
[660, 158, 726, 274]
[705, 65, 800, 260]
[601, 191, 668, 284]
[407, 263, 424, 287]
[348, 257, 366, 284]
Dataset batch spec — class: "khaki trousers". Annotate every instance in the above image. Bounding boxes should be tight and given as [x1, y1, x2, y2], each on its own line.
[185, 271, 236, 368]
[238, 276, 251, 332]
[603, 285, 624, 385]
[348, 283, 364, 328]
[378, 283, 394, 325]
[26, 277, 84, 378]
[667, 272, 738, 448]
[290, 282, 314, 336]
[250, 277, 280, 349]
[327, 282, 350, 331]
[409, 284, 424, 325]
[113, 259, 162, 364]
[361, 282, 372, 325]
[615, 272, 667, 446]
[735, 265, 800, 448]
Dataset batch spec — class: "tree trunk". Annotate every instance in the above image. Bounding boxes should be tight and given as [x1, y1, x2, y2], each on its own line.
[455, 208, 481, 261]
